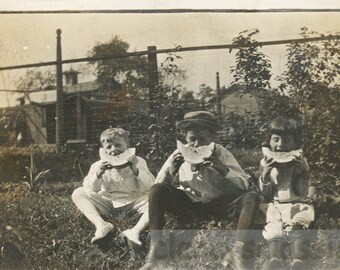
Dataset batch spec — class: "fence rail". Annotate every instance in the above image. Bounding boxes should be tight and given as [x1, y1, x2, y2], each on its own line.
[1, 32, 339, 150]
[1, 35, 339, 71]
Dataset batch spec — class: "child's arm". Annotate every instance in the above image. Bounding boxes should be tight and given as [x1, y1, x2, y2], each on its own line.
[258, 158, 275, 201]
[207, 144, 249, 190]
[201, 153, 230, 176]
[155, 150, 182, 184]
[291, 156, 310, 197]
[134, 157, 156, 190]
[128, 155, 139, 176]
[83, 161, 106, 192]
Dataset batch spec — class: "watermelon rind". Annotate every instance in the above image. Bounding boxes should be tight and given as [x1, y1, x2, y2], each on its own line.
[99, 148, 136, 167]
[176, 140, 214, 164]
[262, 147, 302, 163]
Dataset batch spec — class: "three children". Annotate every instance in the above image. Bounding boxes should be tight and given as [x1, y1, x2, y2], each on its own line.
[72, 113, 315, 270]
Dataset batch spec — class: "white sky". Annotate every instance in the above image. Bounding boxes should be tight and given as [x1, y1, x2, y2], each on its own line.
[0, 1, 339, 107]
[1, 0, 340, 10]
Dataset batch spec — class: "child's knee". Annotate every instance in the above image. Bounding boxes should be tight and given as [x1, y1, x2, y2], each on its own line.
[71, 187, 88, 202]
[263, 222, 284, 240]
[149, 183, 169, 199]
[289, 225, 316, 243]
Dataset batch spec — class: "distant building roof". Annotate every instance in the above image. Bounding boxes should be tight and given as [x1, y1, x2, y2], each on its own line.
[63, 67, 80, 74]
[17, 80, 102, 106]
[27, 90, 56, 105]
[206, 84, 259, 115]
[64, 80, 102, 94]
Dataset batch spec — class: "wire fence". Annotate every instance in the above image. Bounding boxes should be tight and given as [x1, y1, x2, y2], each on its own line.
[0, 33, 339, 149]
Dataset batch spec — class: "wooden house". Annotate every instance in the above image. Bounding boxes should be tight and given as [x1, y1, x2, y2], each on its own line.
[16, 69, 145, 145]
[206, 84, 259, 116]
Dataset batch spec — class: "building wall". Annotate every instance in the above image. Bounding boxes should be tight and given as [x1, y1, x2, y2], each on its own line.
[219, 92, 259, 115]
[23, 105, 48, 144]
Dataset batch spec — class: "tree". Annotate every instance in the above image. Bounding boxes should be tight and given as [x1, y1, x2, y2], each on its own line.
[226, 29, 300, 148]
[145, 53, 190, 166]
[278, 28, 340, 173]
[230, 29, 272, 96]
[89, 35, 148, 99]
[15, 69, 56, 92]
[196, 84, 214, 107]
[228, 29, 297, 122]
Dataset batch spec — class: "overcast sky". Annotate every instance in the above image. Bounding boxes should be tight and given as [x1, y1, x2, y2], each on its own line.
[0, 1, 339, 107]
[1, 0, 340, 11]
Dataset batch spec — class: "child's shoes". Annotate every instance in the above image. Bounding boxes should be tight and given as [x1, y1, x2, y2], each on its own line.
[290, 259, 306, 270]
[121, 229, 142, 246]
[91, 222, 114, 244]
[267, 257, 287, 270]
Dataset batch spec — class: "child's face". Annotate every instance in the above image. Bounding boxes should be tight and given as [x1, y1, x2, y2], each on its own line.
[270, 133, 298, 152]
[102, 135, 128, 156]
[185, 130, 212, 148]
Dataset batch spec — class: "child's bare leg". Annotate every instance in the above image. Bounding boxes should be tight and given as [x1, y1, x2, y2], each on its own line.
[122, 211, 149, 245]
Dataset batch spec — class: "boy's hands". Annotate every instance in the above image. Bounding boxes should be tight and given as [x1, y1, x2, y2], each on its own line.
[169, 153, 184, 176]
[128, 155, 139, 176]
[96, 161, 114, 178]
[261, 157, 276, 184]
[291, 155, 309, 175]
[96, 155, 139, 178]
[201, 154, 229, 176]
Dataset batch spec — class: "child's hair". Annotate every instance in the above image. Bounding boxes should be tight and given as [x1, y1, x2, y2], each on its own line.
[267, 117, 303, 147]
[100, 128, 129, 146]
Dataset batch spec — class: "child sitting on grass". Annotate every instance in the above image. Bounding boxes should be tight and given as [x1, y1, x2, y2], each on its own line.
[259, 117, 315, 270]
[141, 111, 260, 270]
[72, 128, 155, 245]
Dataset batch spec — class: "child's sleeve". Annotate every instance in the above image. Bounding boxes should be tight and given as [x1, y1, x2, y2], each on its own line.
[135, 157, 155, 190]
[258, 158, 274, 202]
[216, 145, 249, 190]
[155, 150, 179, 184]
[83, 161, 103, 192]
[292, 157, 310, 197]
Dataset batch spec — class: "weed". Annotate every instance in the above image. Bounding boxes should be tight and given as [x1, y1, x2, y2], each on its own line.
[23, 149, 52, 192]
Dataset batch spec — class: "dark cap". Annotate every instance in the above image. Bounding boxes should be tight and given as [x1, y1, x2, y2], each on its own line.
[176, 111, 222, 132]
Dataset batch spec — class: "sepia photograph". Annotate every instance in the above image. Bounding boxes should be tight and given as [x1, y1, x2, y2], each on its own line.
[0, 1, 339, 269]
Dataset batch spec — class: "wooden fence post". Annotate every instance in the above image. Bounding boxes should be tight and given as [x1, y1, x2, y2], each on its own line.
[147, 46, 158, 112]
[56, 29, 64, 151]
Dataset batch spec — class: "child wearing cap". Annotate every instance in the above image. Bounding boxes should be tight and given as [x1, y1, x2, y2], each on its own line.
[141, 111, 260, 270]
[72, 128, 155, 245]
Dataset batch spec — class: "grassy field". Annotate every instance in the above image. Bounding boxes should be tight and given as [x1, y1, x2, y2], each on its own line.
[0, 148, 339, 270]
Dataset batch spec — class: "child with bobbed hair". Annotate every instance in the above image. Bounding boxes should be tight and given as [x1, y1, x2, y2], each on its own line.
[72, 128, 155, 245]
[259, 117, 315, 270]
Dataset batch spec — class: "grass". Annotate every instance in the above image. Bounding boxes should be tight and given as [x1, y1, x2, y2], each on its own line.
[0, 148, 339, 269]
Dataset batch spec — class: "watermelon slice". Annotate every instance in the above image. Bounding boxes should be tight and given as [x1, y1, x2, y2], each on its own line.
[262, 147, 303, 163]
[99, 148, 136, 167]
[177, 140, 214, 164]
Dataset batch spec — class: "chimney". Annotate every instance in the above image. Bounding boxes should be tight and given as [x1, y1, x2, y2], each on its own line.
[216, 72, 222, 116]
[63, 68, 80, 85]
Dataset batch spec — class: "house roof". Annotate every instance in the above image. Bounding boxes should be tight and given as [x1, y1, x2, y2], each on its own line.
[18, 80, 102, 105]
[28, 90, 56, 105]
[205, 84, 258, 115]
[64, 80, 102, 94]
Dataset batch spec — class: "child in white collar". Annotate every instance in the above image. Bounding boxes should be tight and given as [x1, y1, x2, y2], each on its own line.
[72, 128, 155, 245]
[259, 117, 315, 270]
